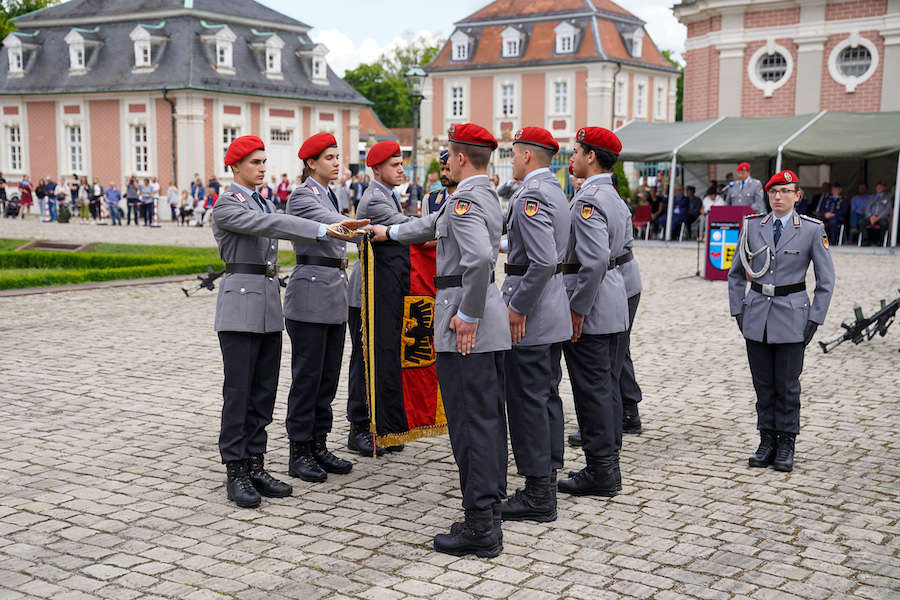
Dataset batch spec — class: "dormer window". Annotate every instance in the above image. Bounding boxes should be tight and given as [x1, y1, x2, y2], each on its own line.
[64, 29, 87, 73]
[264, 34, 284, 77]
[310, 42, 329, 84]
[211, 25, 237, 74]
[4, 33, 38, 77]
[129, 25, 167, 72]
[6, 42, 23, 74]
[501, 26, 523, 58]
[554, 22, 577, 55]
[451, 30, 470, 61]
[625, 28, 645, 58]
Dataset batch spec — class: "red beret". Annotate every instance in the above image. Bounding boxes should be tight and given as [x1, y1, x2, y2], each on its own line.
[765, 170, 799, 191]
[224, 135, 265, 167]
[365, 140, 402, 167]
[513, 127, 559, 153]
[298, 132, 337, 160]
[448, 123, 497, 150]
[737, 162, 751, 171]
[576, 127, 622, 155]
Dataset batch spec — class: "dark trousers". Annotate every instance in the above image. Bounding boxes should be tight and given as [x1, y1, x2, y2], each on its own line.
[505, 343, 564, 477]
[564, 332, 625, 458]
[745, 337, 804, 434]
[346, 307, 369, 428]
[141, 202, 153, 225]
[864, 222, 888, 246]
[436, 351, 508, 511]
[285, 319, 346, 443]
[127, 201, 140, 224]
[217, 331, 282, 463]
[620, 293, 643, 406]
[825, 218, 842, 244]
[89, 199, 100, 219]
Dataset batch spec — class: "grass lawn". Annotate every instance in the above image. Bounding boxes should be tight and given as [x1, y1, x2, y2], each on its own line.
[0, 239, 358, 290]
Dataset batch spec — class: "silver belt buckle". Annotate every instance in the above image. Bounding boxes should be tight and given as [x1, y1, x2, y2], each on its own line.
[266, 264, 276, 278]
[762, 283, 775, 297]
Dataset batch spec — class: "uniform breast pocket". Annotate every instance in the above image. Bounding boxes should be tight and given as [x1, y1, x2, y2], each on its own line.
[223, 286, 262, 324]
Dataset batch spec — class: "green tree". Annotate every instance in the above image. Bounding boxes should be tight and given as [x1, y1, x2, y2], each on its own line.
[344, 35, 445, 128]
[662, 50, 684, 122]
[614, 161, 632, 203]
[423, 157, 440, 188]
[1, 0, 59, 40]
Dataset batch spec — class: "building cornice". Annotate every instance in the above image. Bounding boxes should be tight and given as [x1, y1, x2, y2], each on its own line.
[674, 0, 800, 24]
[428, 60, 678, 80]
[455, 9, 644, 28]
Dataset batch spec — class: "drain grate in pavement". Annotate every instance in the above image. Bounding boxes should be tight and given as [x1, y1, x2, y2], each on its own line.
[15, 239, 97, 252]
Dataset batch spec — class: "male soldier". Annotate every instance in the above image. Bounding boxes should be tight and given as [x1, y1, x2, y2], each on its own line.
[498, 127, 571, 523]
[728, 170, 834, 472]
[371, 123, 510, 558]
[423, 150, 456, 217]
[726, 162, 765, 214]
[346, 140, 413, 456]
[821, 182, 848, 245]
[211, 135, 367, 507]
[863, 181, 892, 246]
[557, 127, 630, 498]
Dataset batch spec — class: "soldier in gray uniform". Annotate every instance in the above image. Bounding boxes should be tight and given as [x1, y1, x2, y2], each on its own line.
[497, 127, 571, 523]
[557, 127, 630, 498]
[212, 135, 367, 508]
[346, 140, 413, 456]
[283, 133, 356, 483]
[728, 169, 834, 472]
[726, 162, 766, 214]
[371, 123, 510, 558]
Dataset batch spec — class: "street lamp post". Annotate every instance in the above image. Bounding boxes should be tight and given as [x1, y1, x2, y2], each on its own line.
[404, 66, 427, 215]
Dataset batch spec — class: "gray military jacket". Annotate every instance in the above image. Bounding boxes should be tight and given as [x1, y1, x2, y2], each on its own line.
[393, 174, 511, 354]
[728, 212, 835, 344]
[348, 180, 414, 308]
[564, 174, 629, 336]
[211, 183, 321, 333]
[502, 169, 572, 346]
[725, 177, 765, 213]
[619, 200, 642, 298]
[283, 178, 349, 325]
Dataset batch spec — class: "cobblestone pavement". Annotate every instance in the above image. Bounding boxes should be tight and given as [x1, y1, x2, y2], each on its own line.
[1, 244, 898, 600]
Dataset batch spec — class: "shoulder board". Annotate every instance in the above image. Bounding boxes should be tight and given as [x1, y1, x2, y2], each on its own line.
[527, 178, 540, 190]
[745, 213, 765, 219]
[800, 215, 822, 224]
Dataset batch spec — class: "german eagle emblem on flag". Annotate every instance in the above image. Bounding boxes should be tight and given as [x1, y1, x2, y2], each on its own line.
[524, 199, 538, 216]
[455, 199, 470, 215]
[581, 203, 593, 219]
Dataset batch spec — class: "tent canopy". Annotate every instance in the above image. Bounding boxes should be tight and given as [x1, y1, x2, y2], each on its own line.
[782, 111, 900, 161]
[615, 119, 718, 162]
[677, 114, 812, 162]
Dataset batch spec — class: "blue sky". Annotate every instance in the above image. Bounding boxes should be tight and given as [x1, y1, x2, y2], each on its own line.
[259, 0, 686, 75]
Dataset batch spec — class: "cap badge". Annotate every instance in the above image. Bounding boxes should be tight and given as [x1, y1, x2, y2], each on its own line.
[784, 172, 792, 182]
[448, 124, 456, 139]
[514, 129, 523, 140]
[576, 129, 585, 142]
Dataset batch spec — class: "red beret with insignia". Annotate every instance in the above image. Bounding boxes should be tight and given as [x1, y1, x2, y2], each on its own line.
[513, 127, 559, 153]
[365, 140, 402, 167]
[575, 127, 622, 155]
[224, 135, 265, 167]
[298, 132, 338, 160]
[448, 123, 498, 150]
[765, 170, 799, 191]
[737, 162, 751, 172]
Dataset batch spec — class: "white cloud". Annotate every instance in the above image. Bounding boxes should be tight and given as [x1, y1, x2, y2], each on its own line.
[312, 29, 445, 76]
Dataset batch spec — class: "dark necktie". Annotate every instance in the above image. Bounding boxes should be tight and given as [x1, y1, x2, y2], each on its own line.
[391, 191, 402, 212]
[327, 188, 339, 211]
[774, 219, 783, 246]
[252, 192, 269, 214]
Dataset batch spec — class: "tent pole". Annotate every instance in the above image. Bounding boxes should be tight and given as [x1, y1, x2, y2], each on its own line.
[892, 149, 899, 248]
[776, 110, 828, 173]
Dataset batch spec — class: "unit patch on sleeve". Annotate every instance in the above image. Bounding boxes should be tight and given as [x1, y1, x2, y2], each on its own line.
[822, 233, 830, 249]
[455, 199, 471, 215]
[524, 199, 539, 217]
[581, 203, 594, 219]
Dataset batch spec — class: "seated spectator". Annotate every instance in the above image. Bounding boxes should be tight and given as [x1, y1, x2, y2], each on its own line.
[698, 184, 725, 242]
[863, 181, 892, 246]
[669, 185, 690, 237]
[810, 182, 831, 218]
[849, 183, 871, 242]
[822, 182, 848, 244]
[687, 185, 702, 234]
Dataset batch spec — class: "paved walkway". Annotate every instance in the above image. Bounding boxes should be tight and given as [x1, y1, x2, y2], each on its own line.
[1, 245, 898, 600]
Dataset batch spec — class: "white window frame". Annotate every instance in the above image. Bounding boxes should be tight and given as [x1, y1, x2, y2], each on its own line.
[66, 125, 84, 173]
[552, 80, 569, 115]
[747, 40, 793, 97]
[451, 85, 465, 118]
[214, 26, 236, 74]
[130, 124, 149, 174]
[451, 30, 470, 61]
[654, 82, 666, 120]
[615, 78, 627, 116]
[264, 34, 284, 77]
[500, 83, 515, 117]
[828, 32, 879, 93]
[7, 125, 23, 171]
[554, 22, 577, 55]
[313, 57, 323, 78]
[634, 79, 647, 118]
[626, 29, 644, 58]
[500, 26, 522, 58]
[222, 126, 240, 171]
[8, 47, 23, 73]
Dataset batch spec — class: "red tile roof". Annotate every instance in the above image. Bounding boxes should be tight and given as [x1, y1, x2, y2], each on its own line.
[359, 107, 397, 141]
[460, 0, 631, 22]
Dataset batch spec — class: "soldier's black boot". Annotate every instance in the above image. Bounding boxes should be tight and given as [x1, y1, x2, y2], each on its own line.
[568, 430, 583, 447]
[433, 508, 502, 558]
[384, 443, 405, 453]
[313, 438, 353, 474]
[622, 401, 642, 434]
[225, 459, 261, 508]
[500, 476, 557, 522]
[773, 433, 795, 472]
[558, 456, 619, 497]
[748, 430, 777, 468]
[248, 454, 293, 498]
[492, 503, 503, 545]
[288, 441, 327, 483]
[347, 424, 384, 457]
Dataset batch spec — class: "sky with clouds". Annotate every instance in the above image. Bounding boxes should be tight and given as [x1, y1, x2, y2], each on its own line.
[259, 0, 687, 76]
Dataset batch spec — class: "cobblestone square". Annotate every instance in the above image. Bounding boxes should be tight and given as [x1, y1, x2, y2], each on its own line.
[1, 222, 898, 599]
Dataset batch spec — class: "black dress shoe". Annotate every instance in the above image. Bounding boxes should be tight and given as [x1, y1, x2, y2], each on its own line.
[313, 440, 353, 474]
[568, 430, 583, 447]
[559, 456, 619, 497]
[225, 460, 261, 508]
[434, 508, 502, 558]
[773, 433, 795, 472]
[288, 441, 327, 483]
[384, 444, 404, 453]
[748, 430, 777, 468]
[500, 476, 556, 522]
[248, 454, 293, 498]
[622, 402, 642, 434]
[347, 426, 384, 457]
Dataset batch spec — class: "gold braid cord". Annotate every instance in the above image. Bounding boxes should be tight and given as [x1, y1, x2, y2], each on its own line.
[360, 235, 378, 458]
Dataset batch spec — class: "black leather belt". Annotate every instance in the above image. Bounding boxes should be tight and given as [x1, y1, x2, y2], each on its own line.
[434, 272, 495, 289]
[561, 263, 581, 274]
[226, 263, 276, 277]
[750, 281, 806, 297]
[614, 251, 634, 268]
[562, 251, 633, 274]
[297, 255, 348, 269]
[504, 263, 563, 276]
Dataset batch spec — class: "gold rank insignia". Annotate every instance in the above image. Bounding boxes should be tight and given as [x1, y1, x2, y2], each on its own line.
[822, 233, 829, 249]
[581, 203, 593, 219]
[524, 199, 538, 216]
[455, 199, 470, 215]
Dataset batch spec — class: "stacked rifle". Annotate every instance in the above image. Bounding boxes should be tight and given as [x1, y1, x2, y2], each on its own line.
[819, 291, 899, 353]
